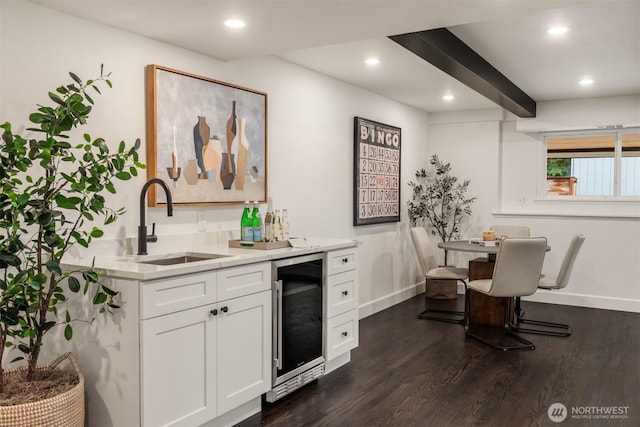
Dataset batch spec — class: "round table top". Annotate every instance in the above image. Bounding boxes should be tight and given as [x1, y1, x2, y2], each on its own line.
[438, 240, 550, 255]
[438, 240, 499, 254]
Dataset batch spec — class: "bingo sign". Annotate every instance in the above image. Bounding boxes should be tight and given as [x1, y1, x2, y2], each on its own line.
[353, 117, 401, 226]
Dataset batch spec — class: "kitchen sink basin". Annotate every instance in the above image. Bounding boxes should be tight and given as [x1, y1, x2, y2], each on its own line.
[129, 252, 233, 266]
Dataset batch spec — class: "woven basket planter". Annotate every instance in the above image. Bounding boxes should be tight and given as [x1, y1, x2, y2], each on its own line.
[0, 352, 84, 427]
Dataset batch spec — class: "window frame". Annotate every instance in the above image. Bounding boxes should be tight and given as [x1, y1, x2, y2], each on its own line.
[541, 127, 640, 200]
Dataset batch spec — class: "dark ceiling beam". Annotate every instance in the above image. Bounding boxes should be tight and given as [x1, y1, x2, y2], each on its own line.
[389, 28, 536, 118]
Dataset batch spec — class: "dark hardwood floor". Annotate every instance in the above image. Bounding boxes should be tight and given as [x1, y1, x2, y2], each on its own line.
[237, 295, 639, 427]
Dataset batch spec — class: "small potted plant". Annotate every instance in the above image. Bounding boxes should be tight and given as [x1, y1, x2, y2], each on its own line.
[408, 154, 475, 266]
[0, 65, 144, 424]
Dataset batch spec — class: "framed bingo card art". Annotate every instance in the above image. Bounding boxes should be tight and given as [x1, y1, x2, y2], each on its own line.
[353, 117, 401, 226]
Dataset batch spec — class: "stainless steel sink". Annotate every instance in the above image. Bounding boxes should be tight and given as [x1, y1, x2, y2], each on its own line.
[127, 252, 233, 266]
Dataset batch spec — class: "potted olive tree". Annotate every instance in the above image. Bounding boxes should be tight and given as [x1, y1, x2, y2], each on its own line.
[0, 65, 144, 423]
[408, 154, 475, 266]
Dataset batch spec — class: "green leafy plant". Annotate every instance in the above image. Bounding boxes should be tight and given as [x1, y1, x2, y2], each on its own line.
[0, 65, 145, 391]
[408, 154, 476, 265]
[546, 158, 571, 177]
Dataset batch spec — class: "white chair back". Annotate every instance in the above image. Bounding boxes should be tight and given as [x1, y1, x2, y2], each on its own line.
[410, 227, 436, 276]
[551, 234, 586, 290]
[488, 237, 547, 298]
[490, 225, 530, 237]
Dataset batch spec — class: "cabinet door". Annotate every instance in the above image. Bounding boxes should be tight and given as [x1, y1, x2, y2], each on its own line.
[141, 308, 216, 427]
[216, 290, 272, 416]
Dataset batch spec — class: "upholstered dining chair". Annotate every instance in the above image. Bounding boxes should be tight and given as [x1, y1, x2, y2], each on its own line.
[465, 237, 547, 350]
[513, 234, 586, 337]
[410, 227, 468, 324]
[490, 225, 531, 317]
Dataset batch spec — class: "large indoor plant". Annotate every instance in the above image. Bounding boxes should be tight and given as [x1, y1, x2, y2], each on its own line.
[408, 154, 475, 265]
[0, 65, 144, 414]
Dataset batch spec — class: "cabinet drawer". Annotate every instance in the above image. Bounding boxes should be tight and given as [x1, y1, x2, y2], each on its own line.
[326, 248, 357, 275]
[217, 262, 270, 301]
[326, 270, 358, 318]
[326, 310, 359, 361]
[141, 272, 217, 320]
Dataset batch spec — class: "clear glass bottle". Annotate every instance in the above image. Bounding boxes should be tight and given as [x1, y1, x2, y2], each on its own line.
[281, 209, 290, 241]
[264, 197, 274, 242]
[274, 209, 282, 241]
[252, 201, 262, 242]
[240, 201, 254, 243]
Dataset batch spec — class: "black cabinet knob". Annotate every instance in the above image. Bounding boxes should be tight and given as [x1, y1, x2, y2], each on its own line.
[342, 331, 348, 337]
[342, 257, 349, 264]
[342, 290, 349, 296]
[221, 306, 229, 313]
[210, 309, 218, 316]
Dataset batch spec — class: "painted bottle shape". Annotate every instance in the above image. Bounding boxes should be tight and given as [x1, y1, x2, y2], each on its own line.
[241, 201, 254, 243]
[252, 201, 262, 242]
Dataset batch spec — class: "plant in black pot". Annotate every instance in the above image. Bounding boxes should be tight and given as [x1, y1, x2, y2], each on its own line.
[408, 154, 475, 266]
[0, 65, 144, 424]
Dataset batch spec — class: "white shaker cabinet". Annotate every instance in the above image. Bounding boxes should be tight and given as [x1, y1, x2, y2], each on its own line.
[140, 262, 271, 427]
[325, 248, 359, 365]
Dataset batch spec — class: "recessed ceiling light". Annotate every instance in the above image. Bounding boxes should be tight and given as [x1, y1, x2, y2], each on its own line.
[224, 19, 246, 28]
[443, 94, 455, 101]
[579, 78, 594, 86]
[365, 57, 380, 66]
[547, 25, 569, 36]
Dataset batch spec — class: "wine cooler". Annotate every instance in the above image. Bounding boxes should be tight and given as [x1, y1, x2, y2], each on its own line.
[266, 253, 325, 402]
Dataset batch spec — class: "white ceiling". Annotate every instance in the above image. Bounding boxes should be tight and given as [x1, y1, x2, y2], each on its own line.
[29, 0, 640, 114]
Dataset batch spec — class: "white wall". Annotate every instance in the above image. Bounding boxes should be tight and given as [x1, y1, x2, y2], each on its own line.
[2, 2, 637, 330]
[428, 108, 640, 313]
[1, 1, 429, 322]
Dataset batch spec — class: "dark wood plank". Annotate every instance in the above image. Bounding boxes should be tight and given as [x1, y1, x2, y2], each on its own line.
[237, 295, 639, 426]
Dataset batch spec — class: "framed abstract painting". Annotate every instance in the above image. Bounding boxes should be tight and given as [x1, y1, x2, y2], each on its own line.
[145, 64, 267, 206]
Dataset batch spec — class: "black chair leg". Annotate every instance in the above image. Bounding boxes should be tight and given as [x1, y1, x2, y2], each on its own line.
[512, 300, 572, 337]
[417, 280, 466, 324]
[417, 308, 464, 324]
[513, 316, 572, 337]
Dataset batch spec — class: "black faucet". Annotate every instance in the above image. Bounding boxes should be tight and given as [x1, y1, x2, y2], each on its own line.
[138, 178, 174, 255]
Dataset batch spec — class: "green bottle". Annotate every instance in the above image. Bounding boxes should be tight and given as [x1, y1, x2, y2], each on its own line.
[241, 201, 254, 243]
[252, 201, 262, 242]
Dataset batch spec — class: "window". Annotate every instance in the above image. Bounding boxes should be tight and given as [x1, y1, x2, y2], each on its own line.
[545, 129, 640, 197]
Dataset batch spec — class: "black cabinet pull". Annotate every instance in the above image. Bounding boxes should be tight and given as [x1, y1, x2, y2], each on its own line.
[341, 331, 348, 337]
[342, 257, 349, 264]
[342, 290, 349, 296]
[221, 306, 229, 313]
[210, 308, 218, 316]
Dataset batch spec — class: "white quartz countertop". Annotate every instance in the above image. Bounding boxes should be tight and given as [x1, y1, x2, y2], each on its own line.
[61, 237, 357, 281]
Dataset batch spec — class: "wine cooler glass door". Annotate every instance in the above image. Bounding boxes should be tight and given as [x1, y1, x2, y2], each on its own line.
[273, 254, 324, 385]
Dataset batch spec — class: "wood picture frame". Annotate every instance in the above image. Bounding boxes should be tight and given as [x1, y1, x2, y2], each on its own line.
[145, 64, 268, 206]
[353, 117, 401, 226]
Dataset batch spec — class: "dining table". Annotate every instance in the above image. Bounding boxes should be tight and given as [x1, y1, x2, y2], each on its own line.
[438, 239, 550, 328]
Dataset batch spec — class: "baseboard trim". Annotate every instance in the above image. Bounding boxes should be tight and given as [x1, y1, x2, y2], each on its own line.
[358, 281, 425, 319]
[523, 290, 640, 313]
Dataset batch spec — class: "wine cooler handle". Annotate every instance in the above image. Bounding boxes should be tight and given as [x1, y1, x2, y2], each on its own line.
[275, 280, 283, 370]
